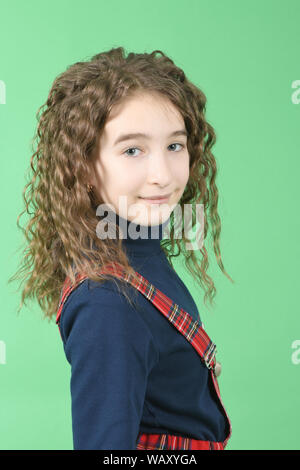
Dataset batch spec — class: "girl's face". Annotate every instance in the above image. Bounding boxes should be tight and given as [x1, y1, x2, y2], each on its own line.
[90, 91, 190, 227]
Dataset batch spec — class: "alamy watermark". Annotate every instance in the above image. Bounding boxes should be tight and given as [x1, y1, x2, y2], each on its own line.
[0, 80, 6, 104]
[291, 80, 300, 104]
[0, 340, 6, 364]
[291, 340, 300, 365]
[95, 197, 204, 251]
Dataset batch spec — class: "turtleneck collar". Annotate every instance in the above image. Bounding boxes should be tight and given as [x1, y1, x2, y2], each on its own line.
[111, 210, 170, 257]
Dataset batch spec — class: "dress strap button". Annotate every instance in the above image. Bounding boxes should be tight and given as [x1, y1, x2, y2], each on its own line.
[214, 361, 222, 377]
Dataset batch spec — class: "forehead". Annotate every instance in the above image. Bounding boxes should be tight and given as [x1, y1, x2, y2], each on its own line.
[103, 92, 185, 140]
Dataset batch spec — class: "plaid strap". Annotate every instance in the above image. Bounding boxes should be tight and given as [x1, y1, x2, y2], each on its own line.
[100, 263, 219, 370]
[56, 272, 87, 340]
[56, 262, 232, 449]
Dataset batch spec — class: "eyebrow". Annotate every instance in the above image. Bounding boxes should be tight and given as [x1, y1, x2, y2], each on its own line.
[113, 129, 188, 146]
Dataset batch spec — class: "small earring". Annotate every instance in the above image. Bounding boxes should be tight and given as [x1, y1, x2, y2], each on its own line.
[86, 184, 93, 193]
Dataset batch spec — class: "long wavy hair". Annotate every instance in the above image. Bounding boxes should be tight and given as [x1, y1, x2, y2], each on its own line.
[8, 46, 234, 322]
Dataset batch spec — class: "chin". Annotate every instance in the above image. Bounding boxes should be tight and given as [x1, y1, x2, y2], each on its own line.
[141, 210, 171, 226]
[125, 198, 173, 225]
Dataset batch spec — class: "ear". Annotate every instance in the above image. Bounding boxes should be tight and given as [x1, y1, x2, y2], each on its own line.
[85, 161, 97, 188]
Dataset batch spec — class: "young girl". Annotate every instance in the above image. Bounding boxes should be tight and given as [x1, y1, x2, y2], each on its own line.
[9, 47, 234, 450]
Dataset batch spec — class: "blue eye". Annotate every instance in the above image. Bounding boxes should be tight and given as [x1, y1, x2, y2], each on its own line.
[124, 147, 141, 157]
[123, 143, 185, 158]
[169, 143, 185, 152]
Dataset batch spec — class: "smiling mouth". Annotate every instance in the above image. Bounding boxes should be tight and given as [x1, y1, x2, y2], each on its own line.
[139, 192, 172, 203]
[139, 196, 170, 204]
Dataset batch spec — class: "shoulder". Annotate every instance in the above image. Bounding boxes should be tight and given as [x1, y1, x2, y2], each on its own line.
[59, 277, 140, 327]
[58, 277, 159, 364]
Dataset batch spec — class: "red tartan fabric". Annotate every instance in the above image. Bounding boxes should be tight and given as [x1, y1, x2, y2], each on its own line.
[136, 432, 224, 450]
[56, 262, 232, 450]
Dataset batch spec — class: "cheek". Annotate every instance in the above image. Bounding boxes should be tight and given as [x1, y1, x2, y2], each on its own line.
[118, 163, 145, 192]
[120, 172, 143, 195]
[106, 169, 143, 204]
[175, 159, 190, 187]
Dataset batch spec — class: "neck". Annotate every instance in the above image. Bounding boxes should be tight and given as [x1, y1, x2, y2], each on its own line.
[111, 209, 170, 257]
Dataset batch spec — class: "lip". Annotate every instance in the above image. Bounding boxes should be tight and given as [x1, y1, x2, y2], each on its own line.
[139, 193, 172, 204]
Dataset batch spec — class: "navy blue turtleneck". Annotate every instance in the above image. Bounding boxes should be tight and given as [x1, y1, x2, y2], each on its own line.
[59, 211, 229, 450]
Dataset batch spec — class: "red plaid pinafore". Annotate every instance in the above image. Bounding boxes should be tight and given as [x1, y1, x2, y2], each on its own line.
[56, 262, 232, 451]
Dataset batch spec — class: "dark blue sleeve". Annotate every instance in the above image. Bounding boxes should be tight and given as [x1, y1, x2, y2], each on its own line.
[59, 282, 159, 450]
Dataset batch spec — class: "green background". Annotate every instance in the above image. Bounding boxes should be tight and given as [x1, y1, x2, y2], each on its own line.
[1, 0, 299, 451]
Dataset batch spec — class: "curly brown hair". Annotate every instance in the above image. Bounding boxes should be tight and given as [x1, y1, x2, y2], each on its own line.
[8, 46, 234, 323]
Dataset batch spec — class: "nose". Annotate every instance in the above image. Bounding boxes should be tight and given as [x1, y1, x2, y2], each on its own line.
[146, 151, 173, 187]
